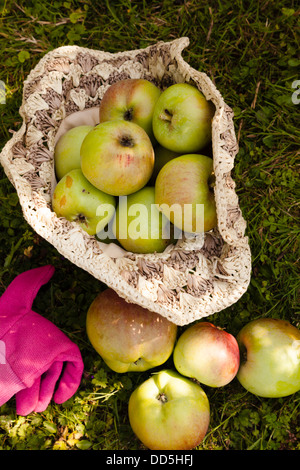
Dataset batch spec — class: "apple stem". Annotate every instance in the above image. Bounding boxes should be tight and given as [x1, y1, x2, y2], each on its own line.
[75, 213, 88, 229]
[123, 108, 133, 121]
[156, 392, 168, 404]
[76, 213, 86, 223]
[159, 109, 173, 123]
[119, 135, 135, 147]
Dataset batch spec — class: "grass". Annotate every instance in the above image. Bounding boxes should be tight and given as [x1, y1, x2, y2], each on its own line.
[0, 0, 299, 451]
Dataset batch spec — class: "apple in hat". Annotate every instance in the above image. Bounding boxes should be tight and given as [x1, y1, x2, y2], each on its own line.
[236, 318, 300, 398]
[128, 369, 210, 450]
[51, 169, 116, 236]
[155, 153, 217, 234]
[99, 78, 161, 144]
[173, 321, 240, 387]
[86, 289, 177, 373]
[54, 125, 94, 180]
[80, 120, 154, 196]
[152, 83, 214, 153]
[112, 186, 174, 254]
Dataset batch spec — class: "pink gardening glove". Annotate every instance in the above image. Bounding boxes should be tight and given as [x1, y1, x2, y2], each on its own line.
[0, 265, 84, 416]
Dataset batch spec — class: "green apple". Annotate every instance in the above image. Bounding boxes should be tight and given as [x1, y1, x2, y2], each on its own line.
[173, 322, 240, 387]
[86, 289, 177, 373]
[99, 78, 161, 144]
[236, 318, 300, 398]
[152, 83, 214, 153]
[80, 120, 154, 196]
[155, 154, 217, 234]
[112, 186, 174, 254]
[52, 169, 116, 235]
[128, 369, 210, 450]
[54, 125, 94, 180]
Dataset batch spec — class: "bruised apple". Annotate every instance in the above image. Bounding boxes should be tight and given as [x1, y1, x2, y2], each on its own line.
[236, 318, 300, 398]
[80, 120, 154, 196]
[54, 125, 94, 180]
[52, 169, 116, 235]
[99, 78, 161, 144]
[128, 369, 210, 450]
[112, 186, 173, 254]
[152, 83, 214, 153]
[173, 322, 240, 387]
[86, 289, 177, 373]
[155, 154, 217, 234]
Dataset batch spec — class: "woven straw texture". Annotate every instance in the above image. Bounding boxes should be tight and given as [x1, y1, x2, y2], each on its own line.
[0, 37, 251, 326]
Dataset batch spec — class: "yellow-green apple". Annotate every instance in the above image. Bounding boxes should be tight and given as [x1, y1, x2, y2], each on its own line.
[149, 144, 182, 184]
[86, 289, 177, 373]
[52, 169, 116, 235]
[54, 125, 93, 180]
[152, 83, 214, 153]
[128, 369, 210, 450]
[155, 154, 217, 234]
[173, 322, 240, 388]
[236, 318, 300, 398]
[99, 78, 161, 144]
[80, 120, 154, 196]
[112, 186, 174, 253]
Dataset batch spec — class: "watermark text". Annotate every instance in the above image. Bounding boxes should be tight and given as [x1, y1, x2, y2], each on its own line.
[292, 80, 300, 104]
[95, 200, 206, 241]
[0, 81, 6, 104]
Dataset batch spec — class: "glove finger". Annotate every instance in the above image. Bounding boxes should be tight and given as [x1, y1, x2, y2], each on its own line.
[15, 362, 64, 415]
[15, 377, 41, 416]
[53, 352, 84, 404]
[34, 361, 63, 413]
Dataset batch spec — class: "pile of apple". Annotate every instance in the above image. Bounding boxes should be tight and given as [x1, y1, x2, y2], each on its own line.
[51, 78, 300, 450]
[86, 288, 300, 451]
[52, 78, 217, 253]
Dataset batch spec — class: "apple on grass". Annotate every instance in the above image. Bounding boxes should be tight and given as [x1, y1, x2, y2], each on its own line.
[128, 369, 210, 450]
[112, 186, 174, 254]
[51, 169, 116, 236]
[152, 83, 214, 153]
[155, 154, 217, 234]
[99, 78, 161, 144]
[173, 322, 240, 387]
[54, 125, 94, 180]
[80, 120, 154, 196]
[86, 288, 177, 373]
[236, 318, 300, 398]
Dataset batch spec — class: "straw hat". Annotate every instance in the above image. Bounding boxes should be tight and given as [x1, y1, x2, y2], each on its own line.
[0, 38, 251, 326]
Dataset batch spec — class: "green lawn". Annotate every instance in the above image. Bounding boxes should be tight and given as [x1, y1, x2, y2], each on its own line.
[0, 0, 299, 450]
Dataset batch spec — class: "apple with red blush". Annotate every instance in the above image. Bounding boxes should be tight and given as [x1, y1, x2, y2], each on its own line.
[80, 120, 154, 196]
[155, 153, 217, 234]
[99, 78, 161, 144]
[173, 321, 240, 388]
[86, 288, 177, 373]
